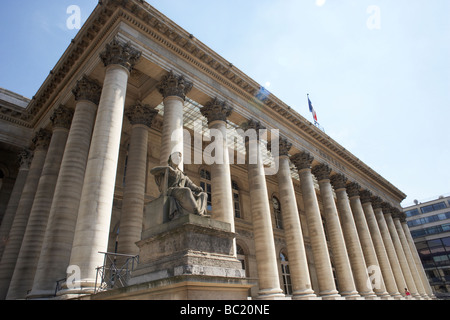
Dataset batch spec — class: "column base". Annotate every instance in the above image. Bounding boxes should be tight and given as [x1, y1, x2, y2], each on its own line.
[292, 289, 321, 300]
[26, 289, 56, 300]
[319, 290, 344, 300]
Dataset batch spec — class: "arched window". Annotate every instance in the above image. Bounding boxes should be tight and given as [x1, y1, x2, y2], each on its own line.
[232, 181, 242, 219]
[272, 196, 283, 229]
[280, 251, 292, 295]
[236, 244, 248, 277]
[200, 169, 212, 212]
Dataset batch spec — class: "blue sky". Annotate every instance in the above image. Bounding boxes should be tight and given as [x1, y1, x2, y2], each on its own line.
[0, 1, 449, 206]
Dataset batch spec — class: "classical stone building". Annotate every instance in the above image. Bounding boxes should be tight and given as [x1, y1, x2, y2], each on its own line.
[0, 0, 435, 300]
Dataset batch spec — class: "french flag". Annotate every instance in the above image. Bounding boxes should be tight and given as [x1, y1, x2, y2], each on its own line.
[308, 94, 318, 122]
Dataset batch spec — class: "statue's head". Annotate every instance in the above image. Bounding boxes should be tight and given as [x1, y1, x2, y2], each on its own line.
[168, 152, 182, 169]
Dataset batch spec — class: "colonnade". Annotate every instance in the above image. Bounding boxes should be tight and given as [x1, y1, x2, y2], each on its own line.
[0, 38, 434, 300]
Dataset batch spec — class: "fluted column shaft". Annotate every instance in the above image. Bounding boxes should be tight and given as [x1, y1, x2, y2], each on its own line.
[291, 152, 340, 299]
[373, 206, 407, 297]
[64, 39, 141, 295]
[117, 102, 157, 259]
[401, 220, 435, 299]
[201, 99, 234, 231]
[384, 210, 418, 298]
[313, 166, 359, 299]
[0, 130, 51, 299]
[7, 106, 72, 300]
[347, 183, 390, 299]
[0, 151, 32, 260]
[275, 140, 316, 300]
[331, 176, 377, 299]
[393, 213, 425, 298]
[244, 120, 284, 300]
[362, 196, 401, 299]
[29, 77, 101, 299]
[157, 71, 192, 171]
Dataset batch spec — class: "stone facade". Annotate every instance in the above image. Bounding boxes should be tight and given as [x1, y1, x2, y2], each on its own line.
[0, 0, 435, 300]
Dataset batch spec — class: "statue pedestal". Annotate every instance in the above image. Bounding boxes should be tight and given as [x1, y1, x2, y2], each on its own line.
[91, 214, 254, 300]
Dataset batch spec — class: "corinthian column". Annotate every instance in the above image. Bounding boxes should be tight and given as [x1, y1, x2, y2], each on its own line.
[362, 195, 402, 299]
[0, 150, 32, 260]
[392, 209, 424, 299]
[0, 129, 51, 299]
[382, 204, 415, 298]
[400, 216, 436, 299]
[346, 182, 392, 299]
[63, 39, 141, 296]
[200, 98, 234, 229]
[373, 203, 407, 298]
[291, 152, 340, 300]
[117, 102, 157, 259]
[274, 138, 317, 300]
[7, 106, 72, 300]
[242, 119, 284, 300]
[330, 175, 377, 299]
[29, 76, 102, 299]
[312, 165, 360, 299]
[157, 71, 193, 171]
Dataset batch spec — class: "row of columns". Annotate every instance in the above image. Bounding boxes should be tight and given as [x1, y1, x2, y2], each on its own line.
[0, 37, 434, 300]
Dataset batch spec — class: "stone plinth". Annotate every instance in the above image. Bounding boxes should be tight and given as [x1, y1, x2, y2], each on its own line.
[132, 214, 246, 283]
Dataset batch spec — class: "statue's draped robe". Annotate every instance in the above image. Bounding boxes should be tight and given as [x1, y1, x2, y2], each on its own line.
[151, 166, 208, 220]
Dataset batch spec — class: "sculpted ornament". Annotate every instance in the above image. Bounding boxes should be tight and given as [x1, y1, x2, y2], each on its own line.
[31, 129, 52, 151]
[157, 71, 193, 100]
[291, 151, 314, 171]
[50, 105, 74, 130]
[125, 101, 158, 128]
[200, 98, 232, 123]
[312, 164, 332, 181]
[150, 152, 208, 221]
[100, 38, 142, 72]
[330, 174, 348, 190]
[72, 76, 102, 105]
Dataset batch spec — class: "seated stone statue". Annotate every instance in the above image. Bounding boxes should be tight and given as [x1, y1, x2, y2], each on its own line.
[150, 152, 208, 220]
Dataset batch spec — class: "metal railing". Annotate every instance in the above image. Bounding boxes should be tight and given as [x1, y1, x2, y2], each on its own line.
[94, 252, 139, 294]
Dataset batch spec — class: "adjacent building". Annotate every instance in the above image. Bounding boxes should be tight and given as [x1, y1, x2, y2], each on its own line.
[0, 0, 436, 300]
[404, 195, 450, 299]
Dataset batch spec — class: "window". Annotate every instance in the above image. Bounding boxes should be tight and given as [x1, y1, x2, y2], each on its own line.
[232, 181, 242, 219]
[236, 244, 248, 276]
[200, 169, 212, 212]
[405, 209, 420, 217]
[421, 202, 447, 214]
[272, 196, 283, 229]
[280, 251, 292, 295]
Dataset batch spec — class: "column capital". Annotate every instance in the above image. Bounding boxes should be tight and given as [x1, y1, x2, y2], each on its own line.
[371, 196, 383, 209]
[381, 203, 393, 216]
[200, 98, 233, 123]
[330, 174, 347, 190]
[268, 136, 292, 157]
[391, 208, 403, 220]
[157, 70, 193, 100]
[360, 190, 373, 204]
[311, 163, 332, 181]
[291, 151, 314, 171]
[346, 182, 361, 198]
[100, 38, 142, 73]
[18, 149, 33, 169]
[50, 105, 74, 130]
[240, 119, 266, 141]
[31, 129, 52, 151]
[72, 76, 102, 105]
[125, 101, 158, 128]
